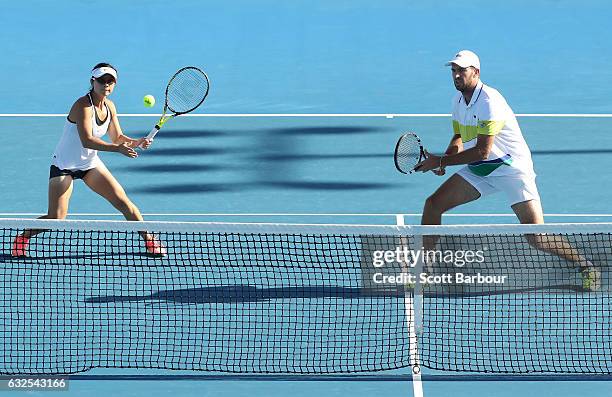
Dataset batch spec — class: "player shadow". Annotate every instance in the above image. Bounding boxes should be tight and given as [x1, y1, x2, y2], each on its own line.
[424, 284, 590, 298]
[149, 129, 230, 139]
[85, 285, 374, 304]
[0, 252, 161, 263]
[144, 126, 385, 141]
[131, 179, 400, 194]
[115, 164, 229, 173]
[145, 147, 237, 156]
[84, 283, 598, 306]
[132, 183, 239, 194]
[254, 153, 390, 161]
[265, 126, 388, 136]
[259, 181, 396, 190]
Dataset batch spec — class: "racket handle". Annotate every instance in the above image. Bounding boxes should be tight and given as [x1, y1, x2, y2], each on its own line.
[146, 125, 160, 140]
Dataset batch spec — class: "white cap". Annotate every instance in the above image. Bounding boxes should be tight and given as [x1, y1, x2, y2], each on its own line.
[91, 66, 118, 81]
[445, 50, 480, 70]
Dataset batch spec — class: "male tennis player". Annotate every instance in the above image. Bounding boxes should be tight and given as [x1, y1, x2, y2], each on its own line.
[12, 63, 166, 257]
[415, 50, 600, 291]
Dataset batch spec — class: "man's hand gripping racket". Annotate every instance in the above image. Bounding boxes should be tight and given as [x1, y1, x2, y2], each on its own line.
[394, 132, 445, 175]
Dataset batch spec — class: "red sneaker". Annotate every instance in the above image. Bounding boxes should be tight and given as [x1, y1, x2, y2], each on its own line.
[12, 236, 30, 257]
[145, 239, 167, 257]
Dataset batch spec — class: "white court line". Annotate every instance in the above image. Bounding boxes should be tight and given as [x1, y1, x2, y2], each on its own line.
[2, 113, 612, 118]
[396, 214, 424, 397]
[1, 213, 611, 217]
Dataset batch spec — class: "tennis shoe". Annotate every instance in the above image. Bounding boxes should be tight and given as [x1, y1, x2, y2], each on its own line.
[581, 267, 601, 292]
[145, 239, 167, 257]
[11, 236, 30, 257]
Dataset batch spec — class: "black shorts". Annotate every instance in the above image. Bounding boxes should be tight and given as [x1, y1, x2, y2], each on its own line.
[49, 165, 93, 180]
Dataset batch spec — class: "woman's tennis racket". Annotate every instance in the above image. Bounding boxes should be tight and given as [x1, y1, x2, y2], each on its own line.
[146, 66, 210, 141]
[394, 132, 427, 174]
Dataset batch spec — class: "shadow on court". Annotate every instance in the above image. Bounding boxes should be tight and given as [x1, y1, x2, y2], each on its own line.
[85, 286, 368, 304]
[132, 180, 399, 194]
[119, 124, 401, 195]
[132, 183, 238, 194]
[117, 164, 230, 173]
[144, 147, 237, 156]
[254, 153, 390, 161]
[260, 181, 395, 190]
[150, 125, 386, 140]
[150, 129, 230, 139]
[265, 126, 389, 136]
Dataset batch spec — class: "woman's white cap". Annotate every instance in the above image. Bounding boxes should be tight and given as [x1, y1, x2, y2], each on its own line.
[91, 66, 118, 81]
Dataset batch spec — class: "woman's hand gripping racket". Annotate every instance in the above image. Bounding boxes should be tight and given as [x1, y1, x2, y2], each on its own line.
[394, 132, 444, 175]
[145, 66, 210, 141]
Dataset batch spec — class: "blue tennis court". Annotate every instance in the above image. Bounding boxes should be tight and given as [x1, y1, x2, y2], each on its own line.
[2, 0, 612, 396]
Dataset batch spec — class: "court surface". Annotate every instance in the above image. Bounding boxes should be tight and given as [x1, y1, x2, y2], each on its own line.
[1, 0, 612, 396]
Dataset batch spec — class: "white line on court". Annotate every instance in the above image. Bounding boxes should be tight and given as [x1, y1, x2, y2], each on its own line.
[396, 214, 424, 397]
[2, 113, 612, 118]
[1, 213, 611, 217]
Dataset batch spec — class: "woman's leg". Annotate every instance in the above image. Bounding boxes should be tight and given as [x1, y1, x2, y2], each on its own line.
[82, 164, 165, 255]
[12, 176, 74, 256]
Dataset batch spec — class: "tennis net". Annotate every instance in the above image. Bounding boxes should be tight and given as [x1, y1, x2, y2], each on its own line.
[0, 219, 610, 375]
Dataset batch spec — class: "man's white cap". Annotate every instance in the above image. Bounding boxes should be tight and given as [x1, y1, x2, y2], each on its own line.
[91, 66, 118, 81]
[445, 50, 480, 70]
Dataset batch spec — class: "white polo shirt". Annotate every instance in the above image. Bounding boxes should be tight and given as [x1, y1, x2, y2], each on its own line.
[451, 81, 535, 177]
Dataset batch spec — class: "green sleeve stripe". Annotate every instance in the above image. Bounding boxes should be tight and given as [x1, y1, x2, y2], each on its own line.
[477, 120, 505, 136]
[459, 125, 478, 143]
[452, 120, 460, 135]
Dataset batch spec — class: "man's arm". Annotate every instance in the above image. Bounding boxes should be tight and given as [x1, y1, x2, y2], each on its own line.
[430, 134, 463, 176]
[440, 134, 494, 167]
[445, 134, 463, 155]
[417, 134, 494, 172]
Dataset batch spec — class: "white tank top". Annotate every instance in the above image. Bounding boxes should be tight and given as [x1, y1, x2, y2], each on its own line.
[52, 93, 111, 170]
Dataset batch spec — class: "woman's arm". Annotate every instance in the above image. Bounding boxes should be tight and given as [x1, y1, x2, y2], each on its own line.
[106, 100, 151, 149]
[71, 97, 138, 157]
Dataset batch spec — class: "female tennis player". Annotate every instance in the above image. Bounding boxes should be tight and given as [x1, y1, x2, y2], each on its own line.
[12, 63, 166, 257]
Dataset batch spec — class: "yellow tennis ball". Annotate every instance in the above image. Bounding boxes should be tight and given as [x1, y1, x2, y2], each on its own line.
[143, 95, 155, 108]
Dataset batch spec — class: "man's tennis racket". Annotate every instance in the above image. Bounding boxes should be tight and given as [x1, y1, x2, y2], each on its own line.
[394, 132, 427, 174]
[146, 66, 210, 141]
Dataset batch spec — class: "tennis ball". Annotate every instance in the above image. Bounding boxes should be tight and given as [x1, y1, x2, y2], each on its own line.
[143, 95, 155, 108]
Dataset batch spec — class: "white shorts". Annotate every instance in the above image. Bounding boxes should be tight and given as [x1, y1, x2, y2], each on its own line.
[456, 167, 541, 206]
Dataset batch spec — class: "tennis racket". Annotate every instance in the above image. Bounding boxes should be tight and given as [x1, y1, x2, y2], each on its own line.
[146, 66, 210, 141]
[394, 132, 427, 174]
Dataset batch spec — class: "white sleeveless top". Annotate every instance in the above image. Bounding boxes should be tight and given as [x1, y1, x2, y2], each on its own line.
[52, 93, 111, 170]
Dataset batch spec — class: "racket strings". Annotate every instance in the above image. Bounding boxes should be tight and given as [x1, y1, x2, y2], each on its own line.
[166, 68, 209, 113]
[395, 135, 423, 173]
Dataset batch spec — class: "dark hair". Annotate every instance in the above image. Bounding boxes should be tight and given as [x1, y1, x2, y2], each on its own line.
[89, 62, 118, 92]
[92, 62, 117, 72]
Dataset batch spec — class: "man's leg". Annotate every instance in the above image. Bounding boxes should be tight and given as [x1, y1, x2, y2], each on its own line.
[421, 174, 481, 250]
[512, 199, 600, 291]
[422, 174, 481, 225]
[513, 199, 586, 263]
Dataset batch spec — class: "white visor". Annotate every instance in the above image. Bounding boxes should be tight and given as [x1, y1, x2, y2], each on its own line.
[91, 66, 118, 81]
